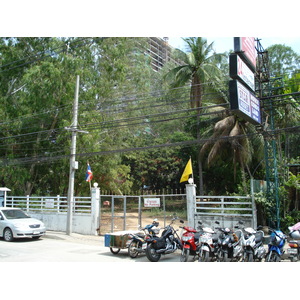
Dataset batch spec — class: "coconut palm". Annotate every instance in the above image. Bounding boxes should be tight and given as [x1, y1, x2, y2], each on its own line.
[164, 37, 227, 193]
[199, 113, 265, 193]
[164, 37, 225, 108]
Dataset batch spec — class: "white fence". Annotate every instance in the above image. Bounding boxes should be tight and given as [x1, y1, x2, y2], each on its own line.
[194, 195, 257, 229]
[7, 195, 92, 213]
[6, 195, 98, 235]
[5, 185, 257, 235]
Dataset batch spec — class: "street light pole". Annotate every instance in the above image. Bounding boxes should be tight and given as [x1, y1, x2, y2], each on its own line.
[66, 75, 80, 235]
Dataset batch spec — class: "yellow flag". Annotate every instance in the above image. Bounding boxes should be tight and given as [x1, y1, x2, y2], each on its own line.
[180, 158, 192, 183]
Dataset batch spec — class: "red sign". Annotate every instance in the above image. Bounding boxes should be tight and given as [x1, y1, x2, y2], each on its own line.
[234, 37, 256, 70]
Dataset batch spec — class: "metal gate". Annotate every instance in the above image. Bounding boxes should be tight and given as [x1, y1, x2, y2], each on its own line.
[99, 195, 142, 234]
[98, 192, 187, 235]
[193, 195, 257, 229]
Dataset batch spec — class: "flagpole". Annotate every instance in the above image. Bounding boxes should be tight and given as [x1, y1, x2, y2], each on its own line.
[190, 156, 194, 183]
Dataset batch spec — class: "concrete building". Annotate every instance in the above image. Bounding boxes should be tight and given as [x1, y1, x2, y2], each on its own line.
[147, 37, 183, 71]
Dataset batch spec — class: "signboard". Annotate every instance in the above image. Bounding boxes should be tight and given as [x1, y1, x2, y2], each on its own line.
[45, 198, 55, 209]
[144, 198, 160, 207]
[234, 37, 256, 70]
[229, 80, 261, 125]
[229, 53, 255, 92]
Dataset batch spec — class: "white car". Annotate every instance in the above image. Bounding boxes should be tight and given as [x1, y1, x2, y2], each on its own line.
[0, 207, 46, 242]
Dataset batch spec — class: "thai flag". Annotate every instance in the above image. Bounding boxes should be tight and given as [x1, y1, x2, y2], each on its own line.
[85, 164, 93, 182]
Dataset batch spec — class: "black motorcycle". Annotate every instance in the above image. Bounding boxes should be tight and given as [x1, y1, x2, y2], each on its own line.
[145, 216, 183, 262]
[217, 226, 235, 262]
[217, 222, 244, 262]
[127, 220, 160, 258]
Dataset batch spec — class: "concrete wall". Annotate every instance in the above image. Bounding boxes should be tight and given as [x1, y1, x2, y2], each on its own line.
[30, 212, 96, 235]
[28, 187, 101, 235]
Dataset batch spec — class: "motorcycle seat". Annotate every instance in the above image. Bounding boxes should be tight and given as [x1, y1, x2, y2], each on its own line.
[234, 231, 242, 240]
[255, 232, 263, 243]
[212, 233, 220, 242]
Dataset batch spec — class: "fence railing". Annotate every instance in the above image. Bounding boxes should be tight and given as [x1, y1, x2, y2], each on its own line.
[195, 195, 254, 217]
[6, 195, 92, 214]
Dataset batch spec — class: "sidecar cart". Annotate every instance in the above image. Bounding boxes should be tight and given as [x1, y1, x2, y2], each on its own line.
[104, 230, 138, 255]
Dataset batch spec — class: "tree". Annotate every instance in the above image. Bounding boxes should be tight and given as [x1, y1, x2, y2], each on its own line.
[164, 37, 225, 108]
[0, 37, 156, 195]
[164, 38, 226, 194]
[199, 113, 264, 194]
[267, 44, 300, 77]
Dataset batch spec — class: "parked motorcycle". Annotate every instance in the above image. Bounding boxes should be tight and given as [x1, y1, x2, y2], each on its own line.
[198, 221, 220, 262]
[265, 228, 286, 262]
[241, 225, 266, 262]
[180, 221, 202, 262]
[127, 219, 160, 258]
[217, 224, 244, 262]
[287, 222, 300, 262]
[145, 216, 183, 262]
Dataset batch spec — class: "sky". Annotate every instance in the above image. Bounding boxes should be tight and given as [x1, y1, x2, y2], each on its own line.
[167, 37, 300, 54]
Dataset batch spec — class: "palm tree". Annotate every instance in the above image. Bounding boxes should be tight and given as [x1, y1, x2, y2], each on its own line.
[164, 37, 226, 193]
[164, 37, 225, 108]
[199, 113, 265, 193]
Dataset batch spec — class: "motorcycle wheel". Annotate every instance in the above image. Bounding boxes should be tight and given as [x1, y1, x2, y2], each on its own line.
[198, 250, 209, 262]
[180, 248, 190, 262]
[128, 240, 139, 258]
[274, 252, 281, 262]
[223, 252, 230, 262]
[146, 244, 161, 262]
[265, 251, 274, 262]
[243, 252, 254, 262]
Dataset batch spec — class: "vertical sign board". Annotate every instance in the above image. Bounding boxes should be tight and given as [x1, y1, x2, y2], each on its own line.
[229, 53, 255, 92]
[229, 80, 261, 125]
[234, 37, 256, 71]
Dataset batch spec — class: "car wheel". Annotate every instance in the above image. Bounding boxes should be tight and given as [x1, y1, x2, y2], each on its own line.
[3, 228, 14, 242]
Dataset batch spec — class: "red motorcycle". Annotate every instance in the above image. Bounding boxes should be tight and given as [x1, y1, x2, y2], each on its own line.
[180, 222, 202, 262]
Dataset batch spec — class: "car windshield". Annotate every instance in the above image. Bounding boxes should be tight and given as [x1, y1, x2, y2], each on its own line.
[2, 209, 30, 219]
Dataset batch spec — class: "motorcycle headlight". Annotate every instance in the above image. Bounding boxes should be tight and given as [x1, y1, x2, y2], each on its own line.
[182, 236, 192, 242]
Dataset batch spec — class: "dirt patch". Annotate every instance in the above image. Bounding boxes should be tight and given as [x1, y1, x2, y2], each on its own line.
[100, 212, 186, 235]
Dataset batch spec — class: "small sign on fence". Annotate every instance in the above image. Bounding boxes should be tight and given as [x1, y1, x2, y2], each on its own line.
[144, 198, 160, 207]
[45, 198, 55, 209]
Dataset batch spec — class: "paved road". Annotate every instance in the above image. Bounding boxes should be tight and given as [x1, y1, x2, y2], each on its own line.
[0, 231, 183, 262]
[0, 230, 295, 262]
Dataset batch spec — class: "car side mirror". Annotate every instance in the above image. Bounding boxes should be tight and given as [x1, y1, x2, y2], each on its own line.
[0, 215, 3, 220]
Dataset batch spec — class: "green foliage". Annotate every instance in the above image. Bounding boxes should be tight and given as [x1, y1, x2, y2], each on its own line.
[267, 44, 300, 77]
[0, 35, 299, 230]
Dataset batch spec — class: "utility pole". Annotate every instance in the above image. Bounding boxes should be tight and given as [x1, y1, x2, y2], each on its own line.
[66, 75, 80, 235]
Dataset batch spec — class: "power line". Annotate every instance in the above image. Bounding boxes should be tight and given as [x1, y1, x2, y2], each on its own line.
[0, 38, 100, 73]
[2, 125, 299, 167]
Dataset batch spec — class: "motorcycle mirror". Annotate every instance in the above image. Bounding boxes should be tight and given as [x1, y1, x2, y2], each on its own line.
[180, 220, 184, 224]
[215, 221, 220, 224]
